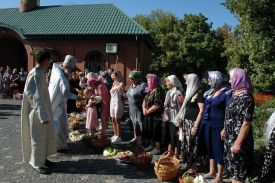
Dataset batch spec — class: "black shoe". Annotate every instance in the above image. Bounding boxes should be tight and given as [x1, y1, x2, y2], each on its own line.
[57, 149, 68, 154]
[45, 159, 56, 167]
[32, 166, 51, 174]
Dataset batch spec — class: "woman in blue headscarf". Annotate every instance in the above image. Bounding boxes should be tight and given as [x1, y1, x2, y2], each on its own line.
[197, 71, 231, 183]
[99, 71, 113, 91]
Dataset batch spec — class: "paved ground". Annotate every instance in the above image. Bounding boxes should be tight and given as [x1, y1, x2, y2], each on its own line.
[0, 99, 169, 183]
[0, 99, 223, 183]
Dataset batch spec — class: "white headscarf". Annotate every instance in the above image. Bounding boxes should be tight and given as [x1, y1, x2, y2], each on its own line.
[63, 55, 77, 69]
[204, 71, 223, 98]
[175, 73, 200, 126]
[86, 72, 98, 80]
[266, 111, 275, 143]
[167, 75, 183, 93]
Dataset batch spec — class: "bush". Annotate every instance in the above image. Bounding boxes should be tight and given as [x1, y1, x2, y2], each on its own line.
[253, 98, 275, 149]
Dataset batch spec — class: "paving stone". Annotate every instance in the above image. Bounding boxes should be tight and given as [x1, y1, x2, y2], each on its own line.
[0, 99, 163, 183]
[17, 169, 25, 174]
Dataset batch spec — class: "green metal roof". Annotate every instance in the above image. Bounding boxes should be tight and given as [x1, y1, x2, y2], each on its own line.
[0, 4, 149, 39]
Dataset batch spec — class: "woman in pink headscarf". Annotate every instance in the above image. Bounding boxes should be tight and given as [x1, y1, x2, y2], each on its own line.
[86, 72, 110, 138]
[142, 74, 165, 155]
[222, 68, 254, 183]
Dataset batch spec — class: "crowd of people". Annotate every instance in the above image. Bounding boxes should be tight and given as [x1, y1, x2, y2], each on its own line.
[0, 66, 28, 98]
[19, 49, 274, 183]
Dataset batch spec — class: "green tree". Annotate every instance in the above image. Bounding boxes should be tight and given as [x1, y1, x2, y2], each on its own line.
[134, 12, 220, 77]
[177, 14, 218, 75]
[224, 0, 275, 92]
[135, 10, 181, 75]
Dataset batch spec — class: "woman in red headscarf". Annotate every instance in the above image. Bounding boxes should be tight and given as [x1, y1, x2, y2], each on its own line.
[142, 74, 165, 155]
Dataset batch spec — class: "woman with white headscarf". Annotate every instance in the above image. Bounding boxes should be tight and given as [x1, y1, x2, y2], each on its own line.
[260, 111, 275, 183]
[162, 75, 184, 158]
[197, 71, 230, 183]
[175, 73, 204, 171]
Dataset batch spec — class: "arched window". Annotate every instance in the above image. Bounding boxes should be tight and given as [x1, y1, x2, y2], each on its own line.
[85, 51, 106, 73]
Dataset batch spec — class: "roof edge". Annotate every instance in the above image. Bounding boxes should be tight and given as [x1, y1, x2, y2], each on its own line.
[0, 23, 26, 39]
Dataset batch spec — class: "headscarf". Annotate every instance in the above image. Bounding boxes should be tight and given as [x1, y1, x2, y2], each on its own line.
[167, 75, 183, 93]
[86, 72, 98, 87]
[265, 111, 275, 143]
[63, 55, 77, 69]
[100, 71, 113, 90]
[203, 71, 224, 98]
[145, 74, 160, 93]
[228, 68, 253, 94]
[175, 74, 200, 126]
[86, 72, 98, 80]
[129, 71, 142, 79]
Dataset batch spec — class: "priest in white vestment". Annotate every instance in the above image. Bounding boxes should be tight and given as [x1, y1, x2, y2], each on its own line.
[21, 50, 56, 174]
[48, 55, 79, 153]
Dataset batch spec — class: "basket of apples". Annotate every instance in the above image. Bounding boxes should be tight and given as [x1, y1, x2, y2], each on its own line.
[130, 145, 153, 169]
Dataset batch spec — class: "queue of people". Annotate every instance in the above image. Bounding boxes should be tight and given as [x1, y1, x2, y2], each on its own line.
[0, 66, 28, 98]
[20, 49, 274, 183]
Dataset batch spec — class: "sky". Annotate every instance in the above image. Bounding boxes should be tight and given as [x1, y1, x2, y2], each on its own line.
[0, 0, 239, 29]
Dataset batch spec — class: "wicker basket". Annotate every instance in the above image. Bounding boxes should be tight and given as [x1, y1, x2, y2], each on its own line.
[179, 169, 194, 183]
[130, 145, 153, 169]
[154, 151, 180, 182]
[69, 122, 80, 131]
[88, 137, 111, 150]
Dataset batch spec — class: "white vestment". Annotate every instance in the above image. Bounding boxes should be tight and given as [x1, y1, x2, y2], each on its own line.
[48, 63, 77, 150]
[21, 68, 56, 168]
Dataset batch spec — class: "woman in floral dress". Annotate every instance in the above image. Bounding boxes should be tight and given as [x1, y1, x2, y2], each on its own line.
[142, 74, 165, 155]
[259, 111, 275, 183]
[222, 68, 255, 183]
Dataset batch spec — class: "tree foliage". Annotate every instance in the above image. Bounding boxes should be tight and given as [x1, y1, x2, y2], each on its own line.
[224, 0, 275, 92]
[134, 11, 219, 77]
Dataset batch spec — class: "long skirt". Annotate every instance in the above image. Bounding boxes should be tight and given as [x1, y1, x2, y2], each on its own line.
[260, 128, 275, 182]
[142, 116, 162, 142]
[180, 119, 196, 165]
[203, 124, 224, 165]
[86, 106, 98, 130]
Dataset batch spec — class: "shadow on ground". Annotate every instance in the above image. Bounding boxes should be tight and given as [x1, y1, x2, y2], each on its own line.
[0, 104, 21, 111]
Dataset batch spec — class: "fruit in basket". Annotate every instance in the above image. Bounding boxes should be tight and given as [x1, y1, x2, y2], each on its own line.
[181, 176, 193, 183]
[117, 151, 133, 160]
[193, 175, 204, 183]
[69, 131, 84, 142]
[103, 147, 117, 157]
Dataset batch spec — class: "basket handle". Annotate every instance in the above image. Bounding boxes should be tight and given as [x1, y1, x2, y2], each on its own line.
[182, 169, 193, 178]
[156, 151, 174, 170]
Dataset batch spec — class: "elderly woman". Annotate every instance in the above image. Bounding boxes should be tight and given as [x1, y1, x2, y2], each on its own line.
[109, 71, 125, 143]
[126, 71, 147, 144]
[86, 72, 110, 138]
[142, 74, 165, 155]
[162, 75, 184, 158]
[197, 71, 230, 183]
[260, 111, 275, 183]
[222, 68, 255, 183]
[176, 73, 204, 171]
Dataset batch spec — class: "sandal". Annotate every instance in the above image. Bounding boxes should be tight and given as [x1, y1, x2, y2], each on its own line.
[203, 174, 216, 179]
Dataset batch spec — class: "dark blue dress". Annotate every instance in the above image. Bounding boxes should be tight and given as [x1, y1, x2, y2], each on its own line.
[197, 88, 230, 165]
